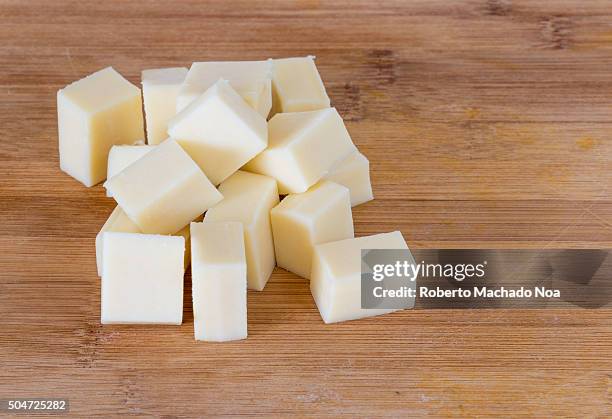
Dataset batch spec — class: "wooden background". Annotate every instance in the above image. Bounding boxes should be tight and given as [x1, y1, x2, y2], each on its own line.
[1, 0, 611, 416]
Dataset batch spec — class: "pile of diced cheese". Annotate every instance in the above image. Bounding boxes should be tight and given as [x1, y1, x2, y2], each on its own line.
[57, 57, 412, 342]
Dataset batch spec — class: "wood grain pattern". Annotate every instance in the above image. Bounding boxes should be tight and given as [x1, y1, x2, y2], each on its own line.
[1, 0, 611, 416]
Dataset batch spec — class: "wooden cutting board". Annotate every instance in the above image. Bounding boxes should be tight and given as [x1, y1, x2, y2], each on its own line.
[1, 0, 610, 416]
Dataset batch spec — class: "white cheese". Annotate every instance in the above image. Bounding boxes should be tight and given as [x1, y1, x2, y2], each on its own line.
[57, 67, 144, 186]
[101, 232, 184, 324]
[168, 79, 268, 185]
[271, 56, 330, 114]
[310, 231, 413, 324]
[243, 107, 356, 194]
[191, 222, 247, 342]
[103, 139, 222, 234]
[270, 181, 354, 279]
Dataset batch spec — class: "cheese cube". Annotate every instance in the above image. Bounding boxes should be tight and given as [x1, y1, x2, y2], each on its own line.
[177, 60, 272, 118]
[57, 67, 145, 187]
[270, 181, 354, 279]
[271, 56, 330, 114]
[142, 67, 188, 145]
[95, 206, 198, 276]
[191, 222, 247, 342]
[104, 139, 222, 234]
[243, 108, 356, 194]
[311, 231, 411, 324]
[101, 232, 184, 324]
[204, 171, 279, 291]
[323, 150, 374, 207]
[168, 80, 268, 185]
[106, 145, 155, 196]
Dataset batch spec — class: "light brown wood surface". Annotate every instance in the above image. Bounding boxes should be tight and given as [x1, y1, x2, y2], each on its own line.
[1, 0, 611, 416]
